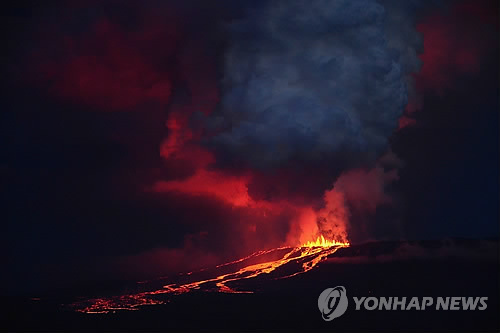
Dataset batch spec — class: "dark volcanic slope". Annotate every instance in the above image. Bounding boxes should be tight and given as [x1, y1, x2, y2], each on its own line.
[5, 239, 499, 332]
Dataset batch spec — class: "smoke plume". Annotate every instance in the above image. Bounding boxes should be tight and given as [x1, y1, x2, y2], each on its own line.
[15, 0, 493, 287]
[206, 0, 424, 169]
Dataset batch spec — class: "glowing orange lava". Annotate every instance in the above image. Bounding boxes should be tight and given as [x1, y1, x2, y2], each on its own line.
[302, 235, 350, 248]
[72, 236, 350, 314]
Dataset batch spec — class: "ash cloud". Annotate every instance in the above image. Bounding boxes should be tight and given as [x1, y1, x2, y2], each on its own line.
[206, 0, 425, 169]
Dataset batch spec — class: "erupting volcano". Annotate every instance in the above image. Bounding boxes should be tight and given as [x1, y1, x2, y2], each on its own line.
[73, 236, 350, 313]
[4, 0, 498, 331]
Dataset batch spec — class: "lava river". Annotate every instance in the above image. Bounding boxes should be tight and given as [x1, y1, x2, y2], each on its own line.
[71, 236, 349, 313]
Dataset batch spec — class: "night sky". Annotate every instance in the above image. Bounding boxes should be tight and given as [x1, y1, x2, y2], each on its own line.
[3, 0, 499, 295]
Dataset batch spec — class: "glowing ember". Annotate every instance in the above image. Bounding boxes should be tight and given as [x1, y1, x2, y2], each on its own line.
[71, 236, 349, 313]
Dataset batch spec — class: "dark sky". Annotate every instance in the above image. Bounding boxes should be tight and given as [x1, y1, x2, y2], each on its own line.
[2, 0, 499, 295]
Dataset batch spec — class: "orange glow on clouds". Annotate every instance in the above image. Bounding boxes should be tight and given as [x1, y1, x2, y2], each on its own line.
[153, 169, 253, 208]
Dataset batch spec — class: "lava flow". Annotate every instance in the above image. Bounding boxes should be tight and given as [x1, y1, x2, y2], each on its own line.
[72, 236, 349, 314]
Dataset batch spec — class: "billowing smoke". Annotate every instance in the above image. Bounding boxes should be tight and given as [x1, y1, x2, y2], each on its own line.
[206, 0, 424, 169]
[16, 0, 490, 288]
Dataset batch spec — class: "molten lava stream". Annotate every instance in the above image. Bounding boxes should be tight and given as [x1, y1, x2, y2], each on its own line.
[72, 236, 349, 313]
